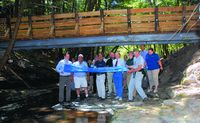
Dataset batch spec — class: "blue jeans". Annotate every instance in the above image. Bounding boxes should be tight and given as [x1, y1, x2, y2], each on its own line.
[113, 72, 123, 98]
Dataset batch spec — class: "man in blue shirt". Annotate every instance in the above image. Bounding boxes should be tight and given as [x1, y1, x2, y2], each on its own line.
[95, 53, 106, 100]
[146, 48, 163, 93]
[56, 53, 72, 104]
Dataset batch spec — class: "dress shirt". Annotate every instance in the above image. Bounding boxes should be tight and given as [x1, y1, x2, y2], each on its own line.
[113, 58, 125, 67]
[73, 61, 88, 77]
[56, 59, 72, 76]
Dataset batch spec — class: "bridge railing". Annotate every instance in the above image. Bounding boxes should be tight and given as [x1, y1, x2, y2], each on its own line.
[0, 5, 199, 41]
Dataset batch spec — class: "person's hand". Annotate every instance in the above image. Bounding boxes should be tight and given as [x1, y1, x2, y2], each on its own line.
[128, 69, 133, 74]
[70, 75, 73, 82]
[87, 76, 90, 81]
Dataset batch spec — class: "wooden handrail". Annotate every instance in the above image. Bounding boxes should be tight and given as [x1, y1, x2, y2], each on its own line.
[0, 5, 199, 40]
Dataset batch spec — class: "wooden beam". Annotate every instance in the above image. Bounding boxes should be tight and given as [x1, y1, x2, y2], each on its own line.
[0, 32, 199, 50]
[182, 5, 187, 32]
[127, 9, 132, 34]
[154, 6, 159, 32]
[27, 15, 33, 38]
[50, 10, 55, 37]
[100, 9, 105, 34]
[75, 11, 80, 36]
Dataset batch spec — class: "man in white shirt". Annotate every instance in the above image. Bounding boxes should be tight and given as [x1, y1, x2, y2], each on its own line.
[113, 52, 125, 101]
[56, 53, 72, 103]
[73, 54, 89, 101]
[128, 50, 148, 102]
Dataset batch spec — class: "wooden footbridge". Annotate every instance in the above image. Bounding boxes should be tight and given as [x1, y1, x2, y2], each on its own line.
[0, 4, 200, 50]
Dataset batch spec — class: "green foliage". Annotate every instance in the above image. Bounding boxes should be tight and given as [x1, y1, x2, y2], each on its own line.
[121, 0, 150, 8]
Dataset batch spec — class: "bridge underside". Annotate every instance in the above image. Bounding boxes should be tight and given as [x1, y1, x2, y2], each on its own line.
[0, 32, 199, 50]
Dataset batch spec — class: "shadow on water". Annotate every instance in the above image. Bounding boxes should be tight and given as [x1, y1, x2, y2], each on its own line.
[0, 84, 112, 123]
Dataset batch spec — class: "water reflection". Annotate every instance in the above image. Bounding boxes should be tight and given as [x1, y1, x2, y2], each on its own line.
[43, 110, 110, 123]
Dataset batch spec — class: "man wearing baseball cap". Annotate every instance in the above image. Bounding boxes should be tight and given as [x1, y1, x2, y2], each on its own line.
[73, 54, 89, 101]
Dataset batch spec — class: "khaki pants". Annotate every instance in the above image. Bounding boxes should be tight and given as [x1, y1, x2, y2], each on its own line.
[59, 76, 71, 102]
[128, 72, 147, 100]
[107, 72, 115, 94]
[96, 74, 106, 98]
[147, 69, 160, 91]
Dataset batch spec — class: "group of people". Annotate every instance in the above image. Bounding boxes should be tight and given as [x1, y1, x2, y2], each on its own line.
[56, 45, 163, 104]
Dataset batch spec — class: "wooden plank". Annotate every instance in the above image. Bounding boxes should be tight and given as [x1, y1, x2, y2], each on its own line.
[79, 25, 100, 30]
[54, 13, 75, 19]
[10, 17, 28, 23]
[105, 30, 128, 34]
[32, 29, 50, 35]
[159, 21, 182, 26]
[32, 22, 51, 28]
[32, 15, 51, 21]
[131, 15, 154, 21]
[55, 19, 75, 23]
[105, 23, 127, 28]
[55, 21, 75, 27]
[104, 9, 127, 15]
[159, 16, 182, 21]
[186, 5, 196, 11]
[158, 6, 182, 12]
[104, 16, 127, 23]
[80, 29, 101, 35]
[18, 24, 29, 29]
[129, 8, 154, 13]
[132, 23, 154, 28]
[79, 11, 100, 17]
[32, 34, 50, 38]
[17, 30, 28, 34]
[55, 30, 76, 37]
[79, 18, 101, 25]
[131, 28, 155, 33]
[105, 24, 128, 33]
[159, 27, 181, 32]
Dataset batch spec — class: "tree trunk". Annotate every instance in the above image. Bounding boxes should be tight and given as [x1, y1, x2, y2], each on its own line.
[14, 0, 19, 17]
[104, 0, 108, 10]
[0, 15, 21, 71]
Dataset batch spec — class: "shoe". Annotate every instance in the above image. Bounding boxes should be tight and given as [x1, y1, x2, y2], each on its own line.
[107, 93, 112, 97]
[83, 97, 88, 103]
[153, 89, 158, 93]
[75, 97, 81, 102]
[147, 89, 152, 92]
[101, 98, 106, 101]
[119, 98, 122, 101]
[115, 96, 119, 100]
[143, 97, 149, 102]
[127, 99, 134, 102]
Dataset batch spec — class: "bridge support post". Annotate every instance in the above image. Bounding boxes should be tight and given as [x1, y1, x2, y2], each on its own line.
[75, 11, 80, 36]
[5, 15, 12, 39]
[50, 9, 55, 37]
[28, 15, 33, 39]
[100, 9, 105, 34]
[182, 5, 187, 31]
[154, 6, 159, 33]
[127, 8, 132, 34]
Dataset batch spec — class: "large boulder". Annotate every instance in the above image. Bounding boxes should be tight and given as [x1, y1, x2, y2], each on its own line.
[183, 62, 200, 84]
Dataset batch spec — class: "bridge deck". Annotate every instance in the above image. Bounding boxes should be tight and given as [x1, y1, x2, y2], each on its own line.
[0, 5, 199, 41]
